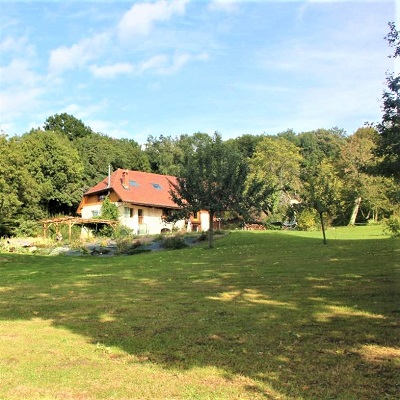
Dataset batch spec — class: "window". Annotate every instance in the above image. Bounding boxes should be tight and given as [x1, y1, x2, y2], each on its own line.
[124, 207, 130, 217]
[151, 183, 162, 190]
[98, 194, 106, 201]
[92, 210, 99, 217]
[129, 180, 139, 187]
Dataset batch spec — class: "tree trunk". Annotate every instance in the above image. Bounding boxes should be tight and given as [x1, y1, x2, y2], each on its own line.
[319, 211, 327, 244]
[208, 210, 214, 249]
[348, 197, 362, 226]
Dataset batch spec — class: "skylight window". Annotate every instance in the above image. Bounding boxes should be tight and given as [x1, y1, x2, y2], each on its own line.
[151, 183, 162, 190]
[129, 180, 139, 187]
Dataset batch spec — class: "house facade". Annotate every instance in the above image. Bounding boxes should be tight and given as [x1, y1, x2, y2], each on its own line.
[77, 169, 210, 235]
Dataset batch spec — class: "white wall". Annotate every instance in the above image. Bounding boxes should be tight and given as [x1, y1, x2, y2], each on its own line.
[200, 211, 210, 231]
[81, 203, 184, 235]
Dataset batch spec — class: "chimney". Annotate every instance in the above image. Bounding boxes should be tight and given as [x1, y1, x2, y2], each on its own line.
[122, 170, 129, 189]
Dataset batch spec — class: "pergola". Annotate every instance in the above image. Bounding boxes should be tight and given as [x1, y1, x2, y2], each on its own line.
[41, 216, 119, 240]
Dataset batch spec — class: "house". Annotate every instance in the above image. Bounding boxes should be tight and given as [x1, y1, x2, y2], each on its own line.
[77, 169, 210, 235]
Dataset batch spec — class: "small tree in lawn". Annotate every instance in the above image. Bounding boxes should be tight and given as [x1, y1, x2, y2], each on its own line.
[303, 160, 343, 244]
[169, 132, 251, 248]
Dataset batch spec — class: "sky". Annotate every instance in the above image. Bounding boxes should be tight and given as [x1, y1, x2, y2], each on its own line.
[0, 0, 398, 144]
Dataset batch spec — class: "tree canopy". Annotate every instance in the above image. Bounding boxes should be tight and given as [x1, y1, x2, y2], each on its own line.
[376, 22, 400, 180]
[169, 133, 252, 247]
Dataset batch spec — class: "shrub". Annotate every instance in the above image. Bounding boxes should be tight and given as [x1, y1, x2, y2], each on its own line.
[297, 209, 318, 231]
[161, 235, 188, 250]
[198, 231, 208, 241]
[384, 216, 400, 238]
[13, 219, 42, 237]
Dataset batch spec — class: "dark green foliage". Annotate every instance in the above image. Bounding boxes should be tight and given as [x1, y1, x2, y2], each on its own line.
[160, 235, 189, 249]
[376, 22, 400, 180]
[44, 113, 93, 140]
[97, 196, 119, 236]
[18, 129, 84, 216]
[227, 133, 265, 159]
[384, 215, 400, 237]
[100, 196, 119, 220]
[170, 133, 252, 248]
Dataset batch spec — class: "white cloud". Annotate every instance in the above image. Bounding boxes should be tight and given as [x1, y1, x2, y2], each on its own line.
[90, 62, 135, 78]
[0, 36, 35, 56]
[0, 58, 40, 86]
[139, 52, 208, 74]
[0, 87, 44, 120]
[48, 32, 111, 75]
[140, 54, 169, 72]
[208, 0, 239, 13]
[117, 0, 187, 41]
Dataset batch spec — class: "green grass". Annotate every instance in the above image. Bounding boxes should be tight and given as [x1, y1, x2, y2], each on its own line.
[0, 225, 399, 399]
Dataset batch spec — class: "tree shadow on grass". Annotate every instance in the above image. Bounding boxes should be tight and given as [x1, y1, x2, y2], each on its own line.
[0, 231, 399, 399]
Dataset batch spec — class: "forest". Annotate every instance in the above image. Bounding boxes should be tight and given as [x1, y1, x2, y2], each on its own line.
[0, 24, 399, 237]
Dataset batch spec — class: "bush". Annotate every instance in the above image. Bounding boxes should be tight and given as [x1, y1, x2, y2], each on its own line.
[198, 231, 208, 241]
[297, 209, 318, 231]
[13, 219, 42, 237]
[161, 235, 188, 250]
[384, 216, 400, 238]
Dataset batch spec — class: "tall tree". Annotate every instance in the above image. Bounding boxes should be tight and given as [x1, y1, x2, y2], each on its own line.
[145, 135, 184, 175]
[339, 127, 380, 224]
[19, 129, 84, 215]
[247, 136, 303, 215]
[0, 135, 41, 233]
[169, 133, 252, 248]
[227, 133, 265, 159]
[298, 128, 346, 168]
[376, 22, 400, 180]
[44, 113, 93, 140]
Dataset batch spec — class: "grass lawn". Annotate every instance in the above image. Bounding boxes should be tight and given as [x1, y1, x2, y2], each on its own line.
[0, 226, 399, 399]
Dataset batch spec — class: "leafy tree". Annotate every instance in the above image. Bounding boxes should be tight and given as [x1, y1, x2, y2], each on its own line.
[0, 134, 41, 234]
[376, 22, 400, 180]
[44, 113, 93, 140]
[74, 133, 150, 190]
[247, 136, 303, 215]
[303, 160, 343, 244]
[227, 133, 265, 159]
[298, 128, 346, 167]
[339, 127, 380, 224]
[100, 195, 119, 220]
[19, 129, 84, 215]
[145, 135, 184, 175]
[0, 135, 24, 234]
[169, 133, 252, 248]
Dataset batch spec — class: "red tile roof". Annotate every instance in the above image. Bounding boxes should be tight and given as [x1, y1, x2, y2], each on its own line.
[85, 169, 180, 209]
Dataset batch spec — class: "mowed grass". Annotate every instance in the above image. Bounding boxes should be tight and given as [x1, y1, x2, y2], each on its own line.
[0, 226, 399, 400]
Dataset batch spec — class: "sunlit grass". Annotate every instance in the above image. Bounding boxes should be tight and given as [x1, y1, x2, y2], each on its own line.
[0, 226, 399, 399]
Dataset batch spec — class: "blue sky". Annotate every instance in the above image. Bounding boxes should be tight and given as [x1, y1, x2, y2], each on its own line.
[0, 0, 397, 144]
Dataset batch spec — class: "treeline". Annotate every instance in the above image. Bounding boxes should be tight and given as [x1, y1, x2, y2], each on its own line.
[0, 112, 398, 236]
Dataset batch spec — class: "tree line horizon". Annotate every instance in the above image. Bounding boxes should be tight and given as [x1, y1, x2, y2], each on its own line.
[0, 22, 398, 238]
